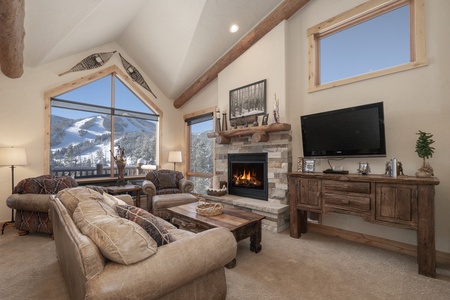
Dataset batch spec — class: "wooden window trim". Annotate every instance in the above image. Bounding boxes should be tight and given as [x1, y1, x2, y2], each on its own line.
[184, 107, 216, 179]
[43, 65, 162, 173]
[307, 0, 427, 93]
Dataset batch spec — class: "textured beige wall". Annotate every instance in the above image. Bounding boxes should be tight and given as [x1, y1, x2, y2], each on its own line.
[0, 42, 182, 220]
[1, 0, 449, 253]
[184, 0, 450, 253]
[285, 0, 450, 252]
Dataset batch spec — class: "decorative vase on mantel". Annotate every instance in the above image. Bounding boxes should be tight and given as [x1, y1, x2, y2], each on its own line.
[215, 108, 221, 133]
[273, 93, 280, 124]
[222, 111, 228, 131]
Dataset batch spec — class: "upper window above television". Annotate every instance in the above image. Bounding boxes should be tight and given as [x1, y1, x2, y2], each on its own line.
[307, 0, 427, 92]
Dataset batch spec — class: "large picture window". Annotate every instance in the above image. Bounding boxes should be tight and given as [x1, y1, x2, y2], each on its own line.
[185, 109, 214, 194]
[45, 66, 161, 179]
[308, 0, 427, 92]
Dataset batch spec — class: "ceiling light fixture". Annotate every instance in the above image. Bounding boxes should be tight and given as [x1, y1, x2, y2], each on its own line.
[229, 24, 239, 33]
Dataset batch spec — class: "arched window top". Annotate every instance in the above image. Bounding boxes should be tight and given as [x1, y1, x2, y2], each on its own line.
[44, 65, 162, 179]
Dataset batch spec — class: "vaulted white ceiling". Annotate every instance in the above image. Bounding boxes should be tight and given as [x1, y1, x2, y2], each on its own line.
[24, 0, 283, 99]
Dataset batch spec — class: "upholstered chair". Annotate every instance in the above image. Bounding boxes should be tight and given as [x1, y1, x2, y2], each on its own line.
[141, 169, 194, 213]
[6, 175, 78, 235]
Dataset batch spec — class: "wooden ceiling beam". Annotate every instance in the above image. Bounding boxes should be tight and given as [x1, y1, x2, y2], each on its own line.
[0, 0, 25, 79]
[173, 0, 310, 109]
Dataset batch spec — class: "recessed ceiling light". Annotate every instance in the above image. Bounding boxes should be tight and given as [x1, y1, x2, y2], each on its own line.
[229, 24, 239, 33]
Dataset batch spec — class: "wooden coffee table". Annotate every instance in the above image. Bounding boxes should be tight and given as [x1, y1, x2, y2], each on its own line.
[167, 202, 265, 268]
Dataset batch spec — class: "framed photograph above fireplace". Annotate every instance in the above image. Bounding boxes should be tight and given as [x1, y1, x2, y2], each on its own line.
[229, 79, 266, 120]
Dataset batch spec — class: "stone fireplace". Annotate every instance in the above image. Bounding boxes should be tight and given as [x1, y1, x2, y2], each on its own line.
[205, 126, 292, 232]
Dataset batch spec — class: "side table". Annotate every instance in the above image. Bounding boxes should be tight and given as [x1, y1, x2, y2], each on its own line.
[106, 185, 142, 207]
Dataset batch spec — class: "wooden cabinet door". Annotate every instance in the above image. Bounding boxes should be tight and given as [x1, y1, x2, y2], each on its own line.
[375, 183, 418, 228]
[297, 178, 322, 211]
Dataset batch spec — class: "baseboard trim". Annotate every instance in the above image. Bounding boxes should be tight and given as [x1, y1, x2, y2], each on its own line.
[308, 223, 450, 267]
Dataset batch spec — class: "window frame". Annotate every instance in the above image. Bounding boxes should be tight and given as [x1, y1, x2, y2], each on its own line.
[184, 107, 216, 194]
[44, 65, 163, 180]
[307, 0, 427, 92]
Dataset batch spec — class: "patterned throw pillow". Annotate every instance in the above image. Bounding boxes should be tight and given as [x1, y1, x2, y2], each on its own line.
[43, 177, 77, 194]
[116, 204, 174, 246]
[14, 175, 52, 194]
[14, 175, 78, 195]
[158, 173, 177, 189]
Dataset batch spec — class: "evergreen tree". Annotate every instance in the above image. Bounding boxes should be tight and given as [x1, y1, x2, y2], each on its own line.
[415, 130, 435, 165]
[64, 145, 75, 166]
[95, 149, 105, 164]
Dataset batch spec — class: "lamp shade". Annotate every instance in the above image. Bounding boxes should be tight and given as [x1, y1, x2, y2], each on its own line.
[0, 147, 27, 166]
[141, 164, 157, 170]
[168, 151, 182, 163]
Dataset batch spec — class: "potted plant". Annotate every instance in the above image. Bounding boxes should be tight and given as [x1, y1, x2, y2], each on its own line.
[415, 130, 435, 177]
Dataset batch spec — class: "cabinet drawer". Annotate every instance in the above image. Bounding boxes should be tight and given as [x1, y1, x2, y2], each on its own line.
[323, 180, 371, 194]
[324, 193, 371, 212]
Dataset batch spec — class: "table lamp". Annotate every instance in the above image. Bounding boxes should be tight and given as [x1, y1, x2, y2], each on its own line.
[168, 151, 182, 171]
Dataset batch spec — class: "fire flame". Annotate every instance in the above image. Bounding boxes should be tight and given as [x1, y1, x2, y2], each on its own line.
[233, 168, 262, 187]
[239, 169, 251, 180]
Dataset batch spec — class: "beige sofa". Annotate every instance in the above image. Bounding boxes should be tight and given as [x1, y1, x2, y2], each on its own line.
[49, 187, 237, 300]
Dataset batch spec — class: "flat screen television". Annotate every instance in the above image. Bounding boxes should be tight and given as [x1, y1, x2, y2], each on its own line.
[300, 102, 386, 158]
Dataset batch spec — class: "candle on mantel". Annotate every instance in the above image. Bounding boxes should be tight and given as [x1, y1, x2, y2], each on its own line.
[222, 109, 228, 131]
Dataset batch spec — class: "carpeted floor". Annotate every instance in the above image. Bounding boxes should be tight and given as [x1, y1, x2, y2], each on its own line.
[1, 224, 450, 300]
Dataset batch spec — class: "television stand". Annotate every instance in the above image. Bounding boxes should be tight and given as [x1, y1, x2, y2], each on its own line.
[287, 172, 440, 277]
[323, 169, 349, 174]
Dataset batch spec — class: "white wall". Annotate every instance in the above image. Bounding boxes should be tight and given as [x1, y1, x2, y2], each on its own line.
[0, 42, 183, 221]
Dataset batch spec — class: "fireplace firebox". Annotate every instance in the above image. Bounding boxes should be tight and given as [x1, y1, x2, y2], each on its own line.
[228, 153, 268, 200]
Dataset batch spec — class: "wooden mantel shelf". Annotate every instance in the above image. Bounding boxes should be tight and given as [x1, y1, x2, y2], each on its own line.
[208, 123, 291, 144]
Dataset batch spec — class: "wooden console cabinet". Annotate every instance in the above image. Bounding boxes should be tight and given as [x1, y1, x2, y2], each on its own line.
[287, 172, 440, 277]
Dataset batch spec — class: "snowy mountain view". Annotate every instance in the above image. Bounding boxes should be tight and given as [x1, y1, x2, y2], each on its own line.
[50, 114, 157, 170]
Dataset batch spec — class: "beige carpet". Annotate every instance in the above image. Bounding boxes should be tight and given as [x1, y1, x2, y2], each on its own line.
[1, 224, 450, 300]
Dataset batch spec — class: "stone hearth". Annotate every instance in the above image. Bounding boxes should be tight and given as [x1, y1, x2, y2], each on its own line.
[212, 129, 292, 232]
[204, 194, 289, 233]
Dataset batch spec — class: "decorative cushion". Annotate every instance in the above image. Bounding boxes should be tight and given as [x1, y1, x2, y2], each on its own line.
[14, 175, 78, 195]
[73, 200, 157, 265]
[158, 173, 178, 189]
[116, 204, 174, 246]
[43, 177, 76, 194]
[56, 187, 105, 216]
[145, 169, 184, 190]
[14, 175, 53, 194]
